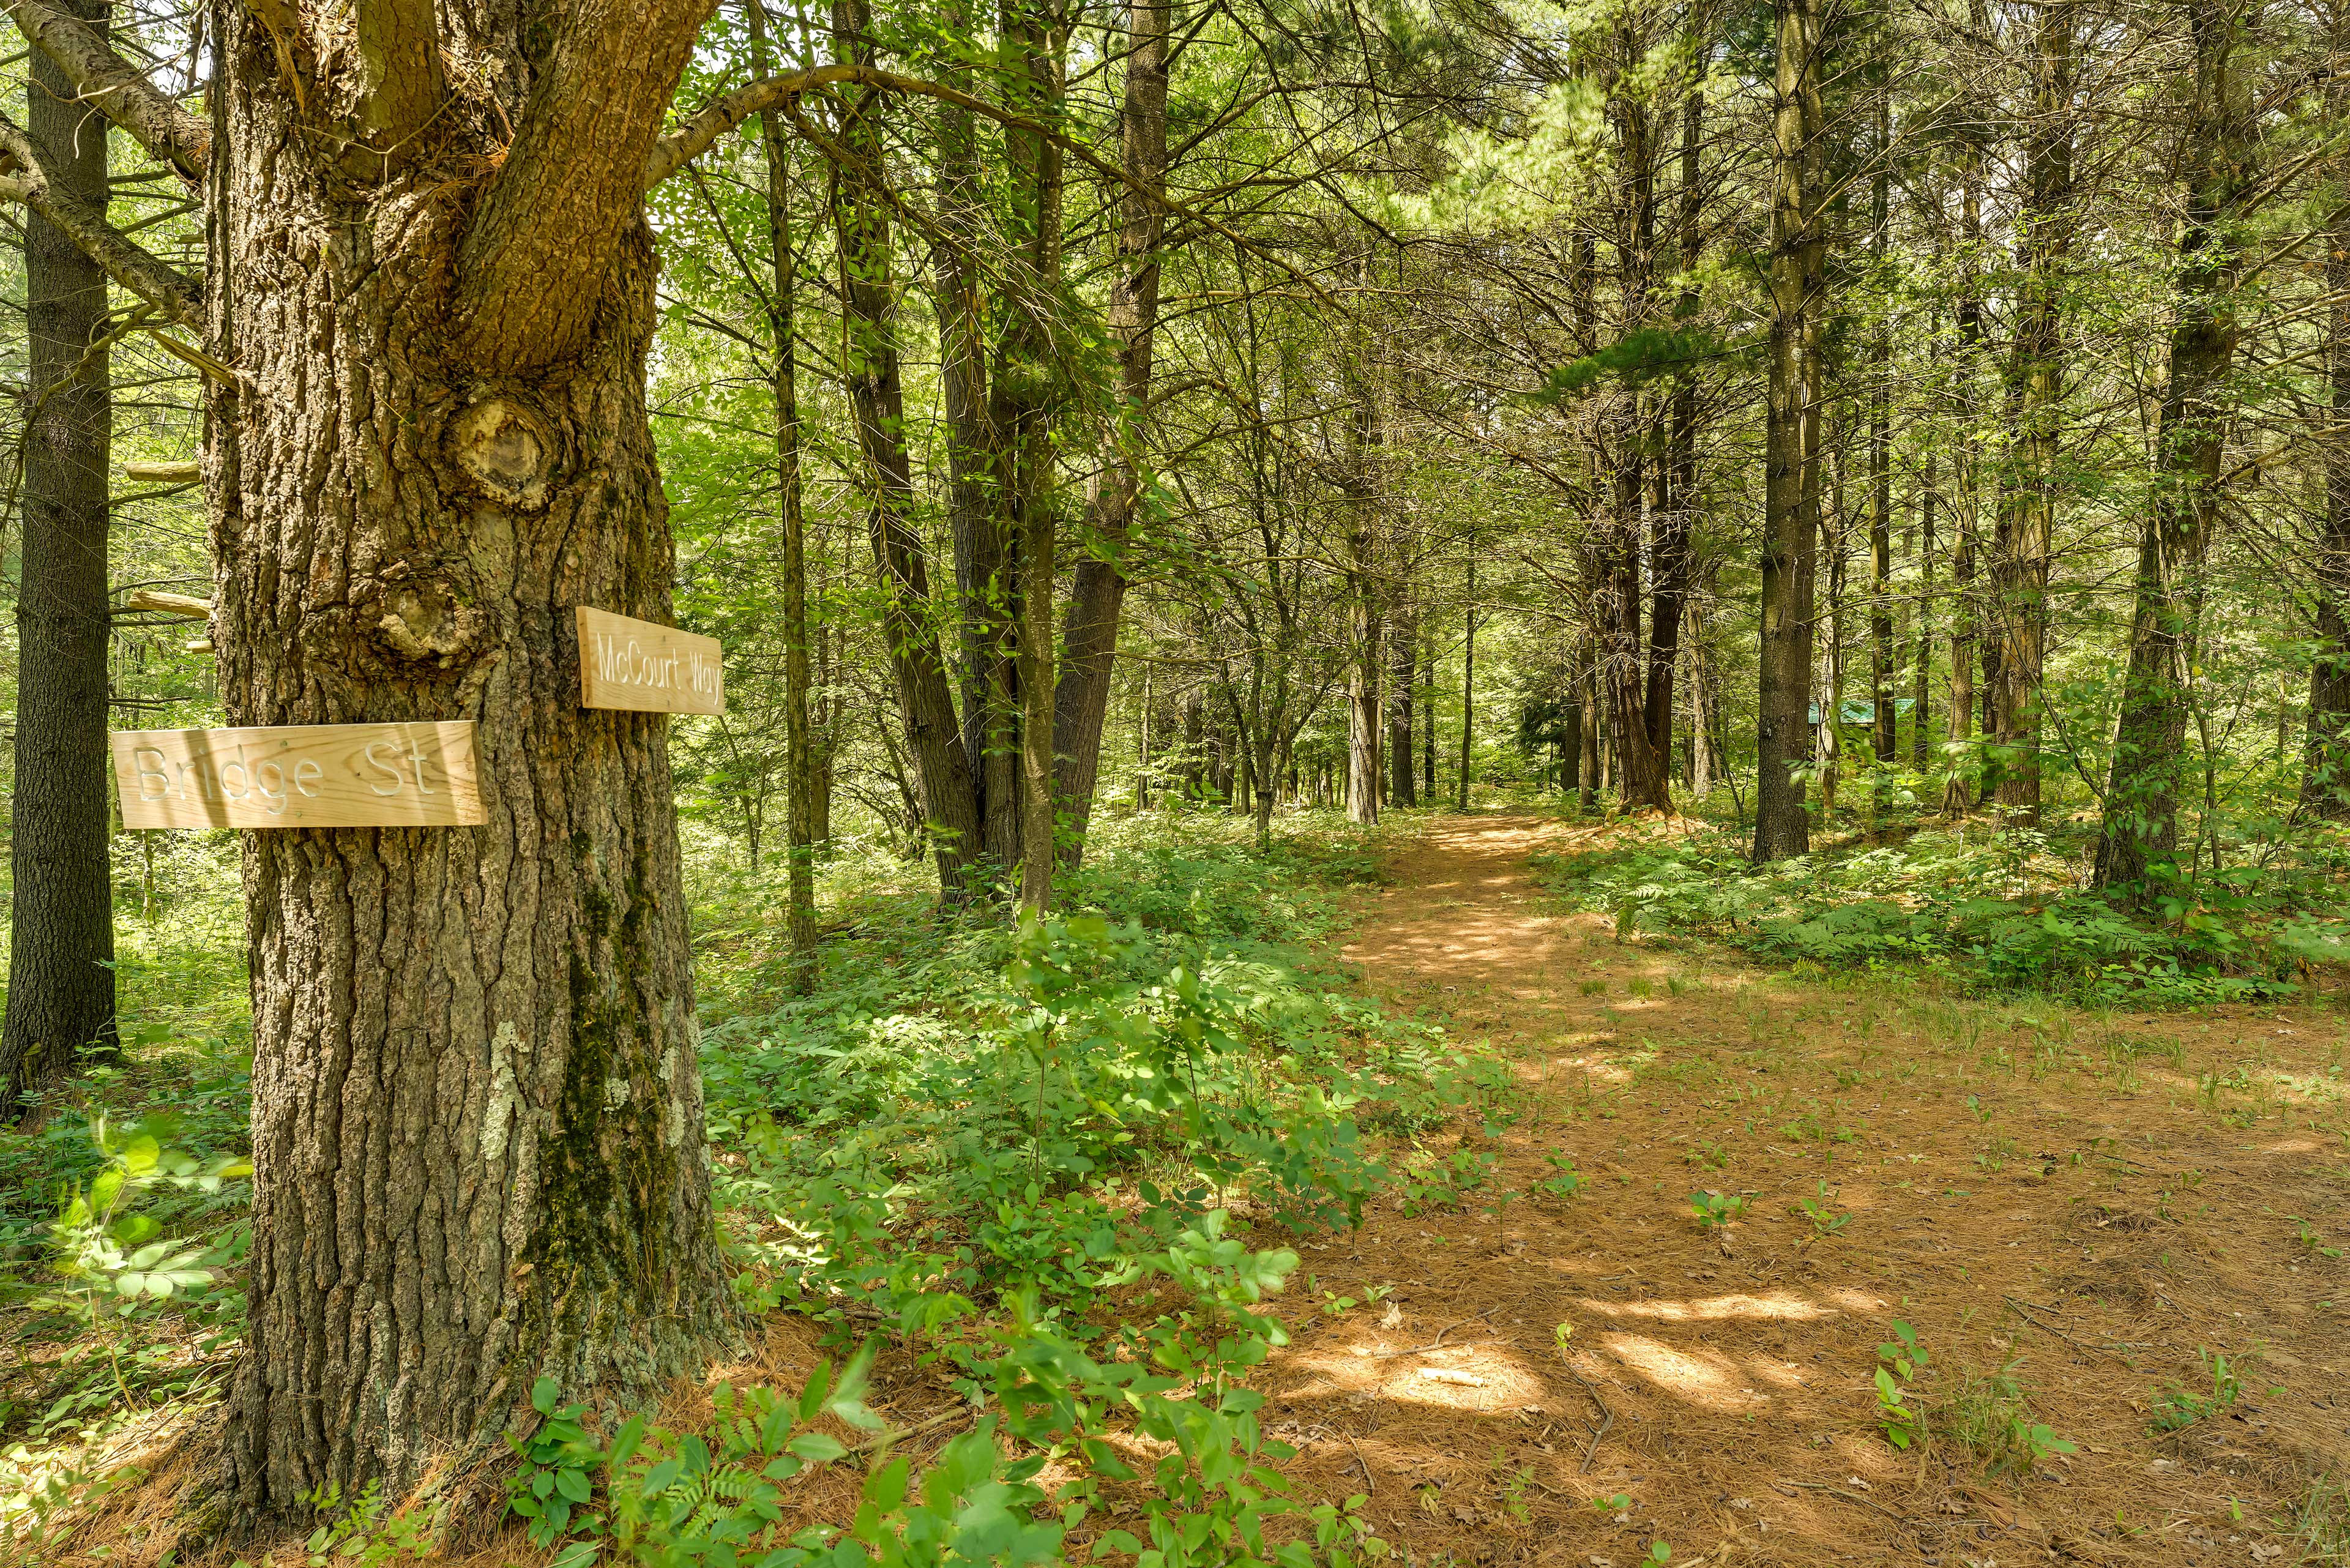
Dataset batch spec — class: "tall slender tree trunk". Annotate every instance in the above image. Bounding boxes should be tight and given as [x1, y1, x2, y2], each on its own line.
[750, 2, 818, 992]
[1000, 0, 1067, 912]
[1690, 590, 1725, 795]
[2093, 0, 2250, 892]
[1457, 551, 1477, 810]
[1755, 0, 1826, 861]
[829, 0, 983, 895]
[2305, 133, 2350, 815]
[1988, 0, 2075, 828]
[1820, 487, 1846, 823]
[1647, 64, 1705, 805]
[1051, 0, 1171, 866]
[206, 0, 737, 1520]
[1942, 114, 1987, 818]
[1562, 673, 1585, 799]
[1867, 69, 1895, 766]
[1181, 687, 1205, 798]
[1345, 267, 1384, 826]
[1606, 50, 1669, 813]
[1912, 452, 1935, 770]
[2, 0, 117, 1122]
[1346, 649, 1382, 821]
[938, 0, 1016, 879]
[1422, 625, 1438, 801]
[1386, 603, 1417, 806]
[1578, 634, 1601, 812]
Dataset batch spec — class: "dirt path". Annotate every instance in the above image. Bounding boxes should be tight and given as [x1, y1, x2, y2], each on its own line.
[1261, 812, 2350, 1567]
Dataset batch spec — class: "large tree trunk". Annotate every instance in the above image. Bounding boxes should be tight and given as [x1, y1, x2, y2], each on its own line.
[2, 0, 116, 1122]
[1344, 305, 1384, 826]
[1755, 0, 1825, 862]
[1605, 54, 1669, 815]
[212, 0, 732, 1521]
[1422, 625, 1438, 802]
[1050, 0, 1171, 867]
[2091, 0, 2249, 892]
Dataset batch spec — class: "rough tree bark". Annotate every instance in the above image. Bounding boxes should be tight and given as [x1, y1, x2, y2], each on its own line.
[1, 0, 118, 1122]
[999, 0, 1067, 911]
[1344, 276, 1384, 826]
[157, 0, 740, 1521]
[1755, 0, 1826, 862]
[1578, 633, 1600, 812]
[2092, 0, 2251, 892]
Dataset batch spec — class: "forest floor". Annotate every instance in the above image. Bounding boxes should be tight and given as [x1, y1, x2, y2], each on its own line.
[1233, 810, 2350, 1566]
[46, 811, 2350, 1566]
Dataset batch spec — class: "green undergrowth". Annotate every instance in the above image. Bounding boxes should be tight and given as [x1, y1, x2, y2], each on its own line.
[5, 809, 1488, 1563]
[1534, 815, 2350, 1005]
[701, 819, 1485, 1334]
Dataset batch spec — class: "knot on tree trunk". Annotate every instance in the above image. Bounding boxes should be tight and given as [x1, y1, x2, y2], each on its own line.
[362, 566, 487, 670]
[444, 394, 561, 510]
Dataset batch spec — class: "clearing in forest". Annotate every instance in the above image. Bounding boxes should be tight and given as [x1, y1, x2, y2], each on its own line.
[1247, 813, 2350, 1566]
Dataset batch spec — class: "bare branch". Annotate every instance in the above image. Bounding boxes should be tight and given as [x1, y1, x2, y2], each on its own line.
[649, 66, 1338, 312]
[2, 0, 210, 179]
[644, 64, 871, 187]
[0, 112, 201, 325]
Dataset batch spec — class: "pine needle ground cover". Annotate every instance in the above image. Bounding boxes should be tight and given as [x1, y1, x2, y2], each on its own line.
[10, 809, 2350, 1565]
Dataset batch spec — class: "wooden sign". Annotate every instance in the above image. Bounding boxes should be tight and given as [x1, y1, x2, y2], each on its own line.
[575, 607, 725, 715]
[111, 722, 486, 829]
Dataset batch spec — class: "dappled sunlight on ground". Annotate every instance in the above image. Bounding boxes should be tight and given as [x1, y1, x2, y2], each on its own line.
[1244, 813, 2350, 1565]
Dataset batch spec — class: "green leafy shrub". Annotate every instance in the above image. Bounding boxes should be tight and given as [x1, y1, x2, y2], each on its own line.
[1874, 1320, 1929, 1449]
[1532, 826, 2350, 1003]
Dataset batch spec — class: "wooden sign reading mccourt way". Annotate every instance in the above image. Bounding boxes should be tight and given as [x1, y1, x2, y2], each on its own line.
[573, 606, 719, 719]
[576, 607, 725, 715]
[111, 722, 487, 829]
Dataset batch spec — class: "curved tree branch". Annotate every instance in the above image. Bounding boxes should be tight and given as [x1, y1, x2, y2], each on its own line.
[449, 0, 712, 374]
[0, 111, 201, 325]
[2, 0, 210, 179]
